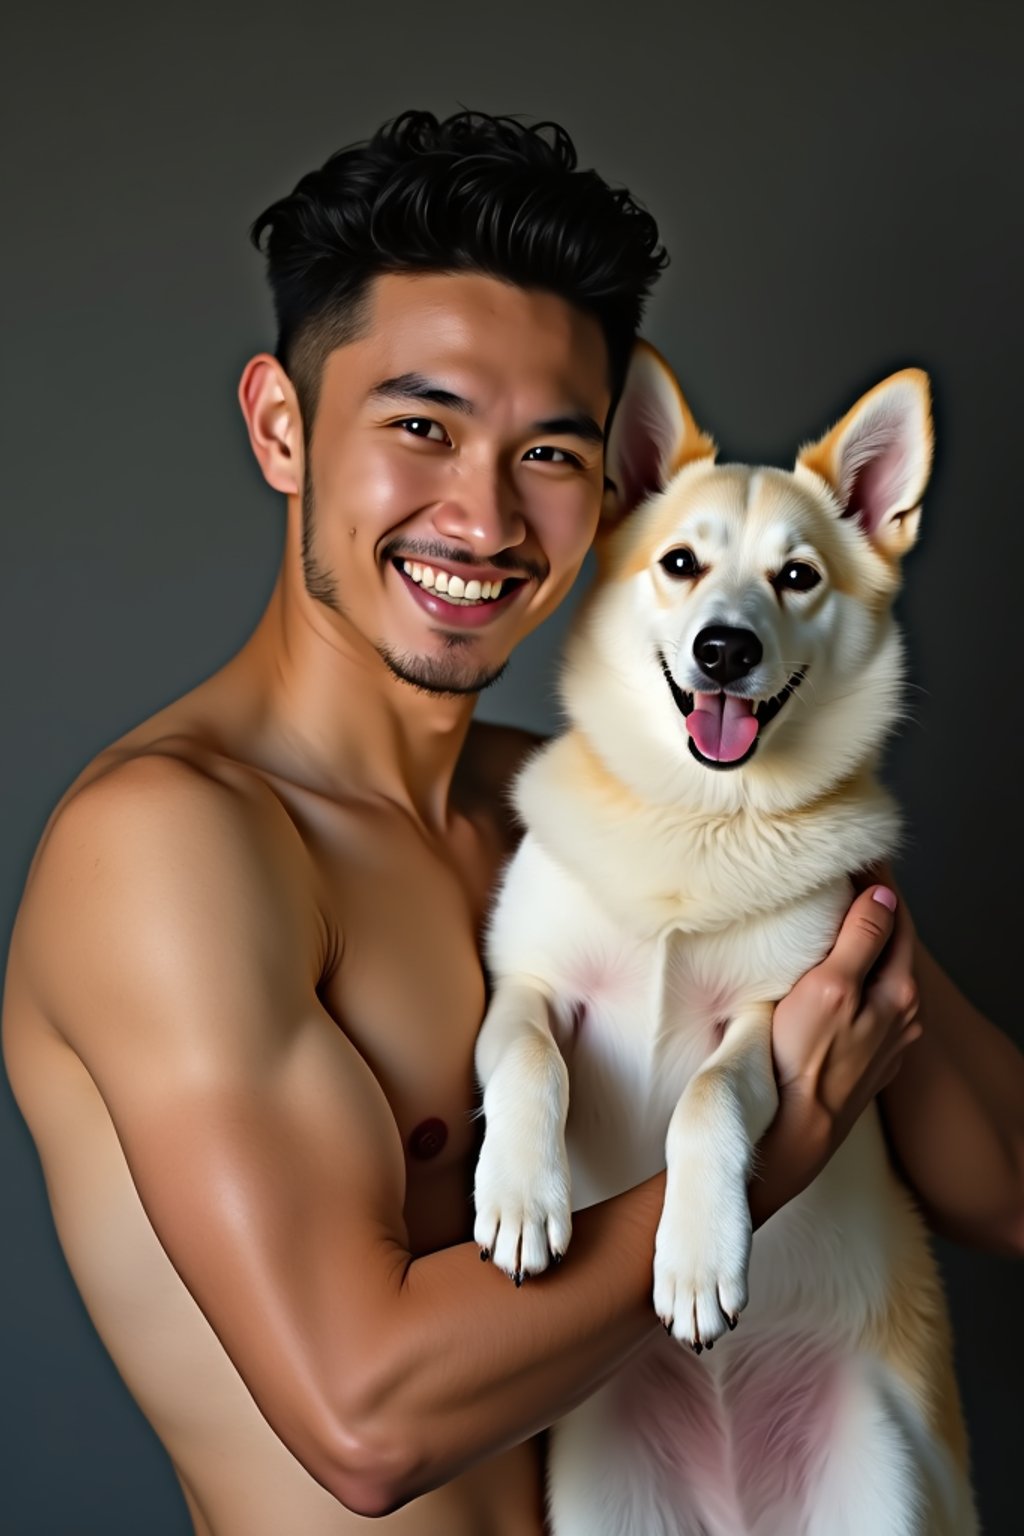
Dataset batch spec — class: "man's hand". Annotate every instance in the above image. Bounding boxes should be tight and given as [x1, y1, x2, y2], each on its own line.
[749, 881, 921, 1226]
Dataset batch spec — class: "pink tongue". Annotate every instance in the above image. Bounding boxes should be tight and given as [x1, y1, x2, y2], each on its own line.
[686, 692, 759, 762]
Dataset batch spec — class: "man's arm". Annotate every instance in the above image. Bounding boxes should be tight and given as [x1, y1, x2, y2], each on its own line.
[750, 885, 922, 1225]
[881, 938, 1024, 1255]
[13, 755, 665, 1517]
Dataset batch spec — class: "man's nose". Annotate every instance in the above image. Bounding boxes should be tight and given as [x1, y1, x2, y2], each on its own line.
[429, 467, 525, 554]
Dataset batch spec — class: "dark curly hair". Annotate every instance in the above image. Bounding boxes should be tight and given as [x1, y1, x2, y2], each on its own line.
[250, 109, 667, 435]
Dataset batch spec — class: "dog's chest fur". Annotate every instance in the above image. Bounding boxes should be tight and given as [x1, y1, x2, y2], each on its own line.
[552, 871, 852, 1207]
[488, 727, 900, 1229]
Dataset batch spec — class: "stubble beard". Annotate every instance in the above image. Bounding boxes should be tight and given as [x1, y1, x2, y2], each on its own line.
[301, 477, 510, 699]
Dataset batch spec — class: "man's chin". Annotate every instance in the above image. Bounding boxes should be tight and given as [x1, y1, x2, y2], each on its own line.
[376, 640, 509, 699]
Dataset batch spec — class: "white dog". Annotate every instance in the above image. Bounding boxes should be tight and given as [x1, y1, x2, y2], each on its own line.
[474, 345, 976, 1535]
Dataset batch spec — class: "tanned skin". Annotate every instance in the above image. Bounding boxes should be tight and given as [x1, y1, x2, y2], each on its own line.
[3, 272, 1022, 1535]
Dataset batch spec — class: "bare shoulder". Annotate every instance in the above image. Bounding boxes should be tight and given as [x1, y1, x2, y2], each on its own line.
[10, 750, 328, 1060]
[463, 719, 549, 810]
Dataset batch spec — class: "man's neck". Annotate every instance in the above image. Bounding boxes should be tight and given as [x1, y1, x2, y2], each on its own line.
[226, 554, 479, 833]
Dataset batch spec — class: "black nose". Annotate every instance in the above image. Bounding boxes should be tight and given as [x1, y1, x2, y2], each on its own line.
[693, 626, 763, 686]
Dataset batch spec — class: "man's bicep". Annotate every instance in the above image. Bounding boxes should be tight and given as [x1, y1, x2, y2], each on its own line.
[22, 759, 410, 1495]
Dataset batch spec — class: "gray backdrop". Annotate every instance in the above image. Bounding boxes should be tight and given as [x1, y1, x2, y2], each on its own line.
[3, 1, 1021, 1530]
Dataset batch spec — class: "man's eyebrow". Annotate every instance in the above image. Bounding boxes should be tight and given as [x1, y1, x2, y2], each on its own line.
[367, 373, 605, 445]
[367, 373, 474, 413]
[533, 413, 605, 446]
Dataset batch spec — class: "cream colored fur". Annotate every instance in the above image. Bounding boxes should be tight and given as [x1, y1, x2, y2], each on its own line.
[474, 347, 976, 1534]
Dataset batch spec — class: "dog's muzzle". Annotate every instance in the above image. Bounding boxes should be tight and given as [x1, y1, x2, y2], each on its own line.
[658, 654, 808, 770]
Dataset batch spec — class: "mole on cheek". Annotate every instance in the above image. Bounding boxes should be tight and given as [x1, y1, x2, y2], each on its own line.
[408, 1118, 448, 1160]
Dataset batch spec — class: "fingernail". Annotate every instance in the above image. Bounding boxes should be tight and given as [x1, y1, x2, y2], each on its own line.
[872, 886, 897, 911]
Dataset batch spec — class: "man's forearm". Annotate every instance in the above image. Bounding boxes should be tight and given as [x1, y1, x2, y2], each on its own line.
[355, 1173, 665, 1509]
[352, 1127, 814, 1513]
[882, 941, 1024, 1254]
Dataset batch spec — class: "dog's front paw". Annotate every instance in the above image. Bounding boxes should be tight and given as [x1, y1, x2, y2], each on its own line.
[652, 1172, 751, 1350]
[473, 1124, 572, 1284]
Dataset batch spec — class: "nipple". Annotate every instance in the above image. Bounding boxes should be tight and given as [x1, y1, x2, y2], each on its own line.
[408, 1118, 448, 1161]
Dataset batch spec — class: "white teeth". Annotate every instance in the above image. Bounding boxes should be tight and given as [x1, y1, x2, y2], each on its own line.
[399, 560, 507, 604]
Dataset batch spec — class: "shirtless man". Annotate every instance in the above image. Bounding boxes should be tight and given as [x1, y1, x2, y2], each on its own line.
[4, 111, 1023, 1536]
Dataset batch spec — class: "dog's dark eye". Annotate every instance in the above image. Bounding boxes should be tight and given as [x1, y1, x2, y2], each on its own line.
[774, 562, 821, 593]
[659, 547, 701, 579]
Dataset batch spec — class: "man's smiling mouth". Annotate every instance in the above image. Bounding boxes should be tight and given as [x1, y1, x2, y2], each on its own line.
[657, 653, 808, 770]
[395, 558, 522, 606]
[391, 556, 531, 628]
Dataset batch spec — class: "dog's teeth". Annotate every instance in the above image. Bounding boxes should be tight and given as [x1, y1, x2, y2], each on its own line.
[435, 571, 449, 593]
[403, 560, 411, 574]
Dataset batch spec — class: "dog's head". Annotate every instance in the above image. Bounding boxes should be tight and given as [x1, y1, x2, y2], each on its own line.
[562, 343, 933, 815]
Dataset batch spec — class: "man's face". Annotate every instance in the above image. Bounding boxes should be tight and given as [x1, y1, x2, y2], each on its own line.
[300, 271, 611, 695]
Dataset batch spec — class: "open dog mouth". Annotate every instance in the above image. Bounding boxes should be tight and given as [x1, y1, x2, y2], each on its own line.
[657, 655, 808, 771]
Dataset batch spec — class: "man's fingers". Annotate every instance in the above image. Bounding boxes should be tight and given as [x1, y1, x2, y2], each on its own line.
[863, 886, 919, 1030]
[823, 885, 898, 997]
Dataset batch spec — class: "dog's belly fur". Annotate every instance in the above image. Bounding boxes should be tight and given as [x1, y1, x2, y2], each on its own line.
[486, 835, 975, 1533]
[558, 1329, 861, 1535]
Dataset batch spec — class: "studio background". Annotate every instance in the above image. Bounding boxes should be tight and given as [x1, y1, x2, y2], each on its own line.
[3, 1, 1021, 1530]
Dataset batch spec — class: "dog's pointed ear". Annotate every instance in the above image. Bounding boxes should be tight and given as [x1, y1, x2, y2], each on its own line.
[797, 369, 933, 559]
[602, 341, 716, 528]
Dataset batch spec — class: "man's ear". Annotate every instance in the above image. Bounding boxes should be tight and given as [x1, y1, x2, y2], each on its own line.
[796, 369, 933, 560]
[602, 341, 716, 528]
[238, 354, 304, 496]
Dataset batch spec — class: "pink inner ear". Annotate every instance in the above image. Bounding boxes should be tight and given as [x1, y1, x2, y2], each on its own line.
[616, 399, 673, 513]
[845, 437, 909, 536]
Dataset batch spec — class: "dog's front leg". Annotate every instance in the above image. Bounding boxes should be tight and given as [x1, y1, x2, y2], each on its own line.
[654, 1003, 778, 1349]
[473, 979, 572, 1284]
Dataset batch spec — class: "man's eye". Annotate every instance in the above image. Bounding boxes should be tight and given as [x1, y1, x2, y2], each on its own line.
[772, 561, 822, 593]
[523, 446, 582, 467]
[397, 418, 451, 445]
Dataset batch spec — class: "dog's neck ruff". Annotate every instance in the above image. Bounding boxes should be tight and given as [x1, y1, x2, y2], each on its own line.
[515, 730, 900, 940]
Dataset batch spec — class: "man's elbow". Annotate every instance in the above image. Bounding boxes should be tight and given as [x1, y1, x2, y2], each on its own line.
[932, 1180, 1024, 1260]
[316, 1399, 433, 1517]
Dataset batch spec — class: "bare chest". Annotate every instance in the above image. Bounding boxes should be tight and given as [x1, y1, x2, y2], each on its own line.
[308, 804, 506, 1251]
